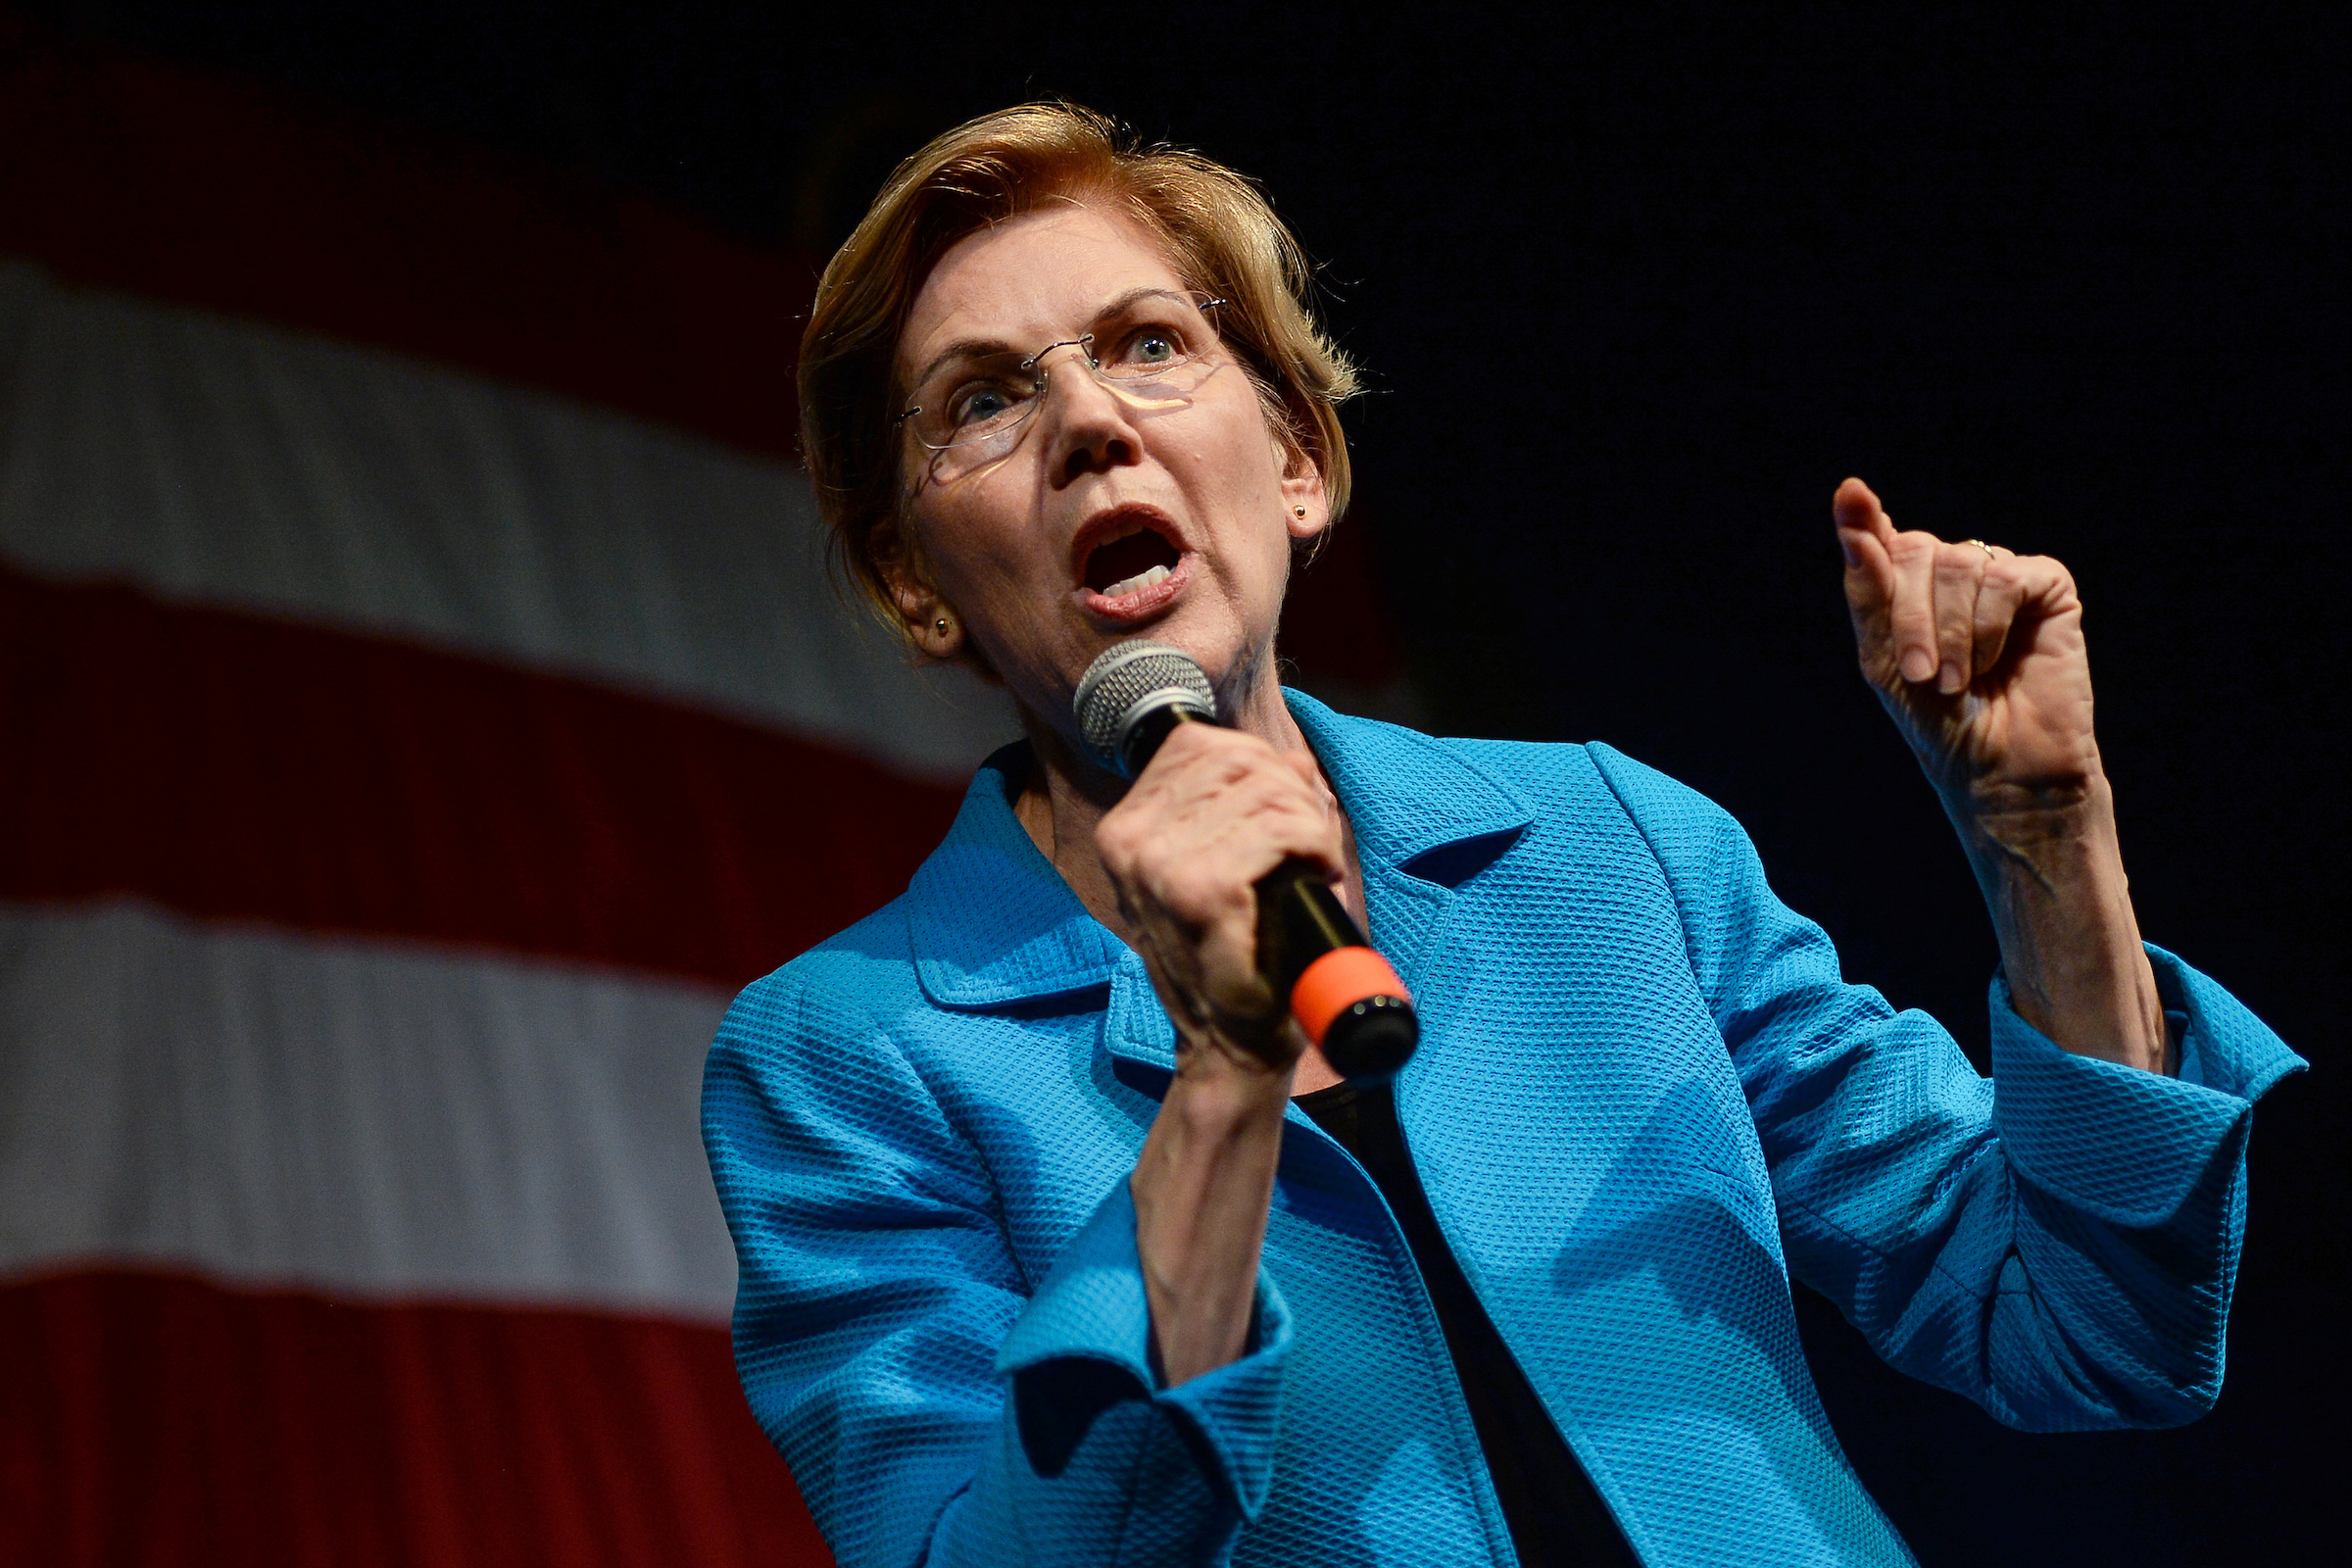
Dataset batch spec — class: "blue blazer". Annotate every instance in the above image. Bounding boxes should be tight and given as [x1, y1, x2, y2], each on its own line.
[703, 695, 2301, 1568]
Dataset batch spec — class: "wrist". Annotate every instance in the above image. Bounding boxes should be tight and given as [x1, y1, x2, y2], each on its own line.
[1163, 1046, 1294, 1133]
[1951, 775, 2167, 1072]
[1943, 769, 2126, 907]
[1948, 760, 2108, 841]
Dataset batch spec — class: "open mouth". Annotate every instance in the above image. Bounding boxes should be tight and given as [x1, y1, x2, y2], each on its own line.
[1081, 520, 1183, 598]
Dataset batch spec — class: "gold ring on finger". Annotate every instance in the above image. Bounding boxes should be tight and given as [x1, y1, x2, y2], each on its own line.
[1962, 538, 1999, 561]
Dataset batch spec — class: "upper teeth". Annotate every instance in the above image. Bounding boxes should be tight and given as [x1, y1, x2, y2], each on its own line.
[1104, 564, 1172, 598]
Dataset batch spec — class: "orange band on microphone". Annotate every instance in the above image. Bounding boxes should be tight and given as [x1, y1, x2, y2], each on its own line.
[1290, 947, 1410, 1046]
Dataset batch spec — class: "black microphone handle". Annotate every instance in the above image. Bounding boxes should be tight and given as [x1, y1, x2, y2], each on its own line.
[1252, 858, 1418, 1079]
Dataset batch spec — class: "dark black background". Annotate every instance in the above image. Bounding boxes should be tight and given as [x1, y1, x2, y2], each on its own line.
[36, 2, 2346, 1560]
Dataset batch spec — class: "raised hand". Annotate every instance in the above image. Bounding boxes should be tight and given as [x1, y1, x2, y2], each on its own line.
[1833, 476, 2103, 815]
[1833, 476, 2165, 1074]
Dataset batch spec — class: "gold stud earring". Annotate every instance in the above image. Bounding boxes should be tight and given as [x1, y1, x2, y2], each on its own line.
[1293, 505, 1308, 519]
[934, 615, 951, 636]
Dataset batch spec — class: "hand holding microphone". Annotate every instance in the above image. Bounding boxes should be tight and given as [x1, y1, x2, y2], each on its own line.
[1077, 643, 1419, 1083]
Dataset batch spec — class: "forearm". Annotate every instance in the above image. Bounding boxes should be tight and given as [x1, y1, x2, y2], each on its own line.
[1951, 772, 2168, 1073]
[1131, 1056, 1291, 1385]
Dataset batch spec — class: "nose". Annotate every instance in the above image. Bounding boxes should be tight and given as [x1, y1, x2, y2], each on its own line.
[1034, 342, 1143, 487]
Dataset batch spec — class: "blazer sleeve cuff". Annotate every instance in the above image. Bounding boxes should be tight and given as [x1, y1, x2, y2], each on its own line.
[996, 1174, 1294, 1517]
[1989, 943, 2306, 1227]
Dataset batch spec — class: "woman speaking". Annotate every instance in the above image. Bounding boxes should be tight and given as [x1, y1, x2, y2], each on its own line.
[702, 103, 2300, 1567]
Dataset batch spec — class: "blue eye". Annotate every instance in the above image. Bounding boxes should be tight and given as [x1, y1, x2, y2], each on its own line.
[1131, 331, 1178, 365]
[952, 384, 1015, 427]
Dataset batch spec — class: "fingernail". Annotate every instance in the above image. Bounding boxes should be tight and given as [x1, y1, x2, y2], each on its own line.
[1938, 661, 1964, 694]
[1900, 649, 1935, 683]
[1837, 532, 1859, 566]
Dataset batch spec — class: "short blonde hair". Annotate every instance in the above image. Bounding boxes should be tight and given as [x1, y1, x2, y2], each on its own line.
[799, 102, 1360, 637]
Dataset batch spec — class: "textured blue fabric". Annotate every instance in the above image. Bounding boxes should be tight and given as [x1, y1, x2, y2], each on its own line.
[703, 694, 2303, 1568]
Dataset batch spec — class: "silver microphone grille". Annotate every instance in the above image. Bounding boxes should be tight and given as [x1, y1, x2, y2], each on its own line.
[1073, 641, 1217, 775]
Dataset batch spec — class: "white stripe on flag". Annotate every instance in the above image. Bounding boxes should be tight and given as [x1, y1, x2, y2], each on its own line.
[0, 260, 1015, 781]
[0, 900, 738, 1322]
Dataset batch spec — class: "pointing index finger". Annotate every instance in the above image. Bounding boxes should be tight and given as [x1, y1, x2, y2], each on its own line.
[1833, 476, 1895, 561]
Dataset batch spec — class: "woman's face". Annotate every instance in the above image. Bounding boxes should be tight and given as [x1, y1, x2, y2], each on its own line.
[892, 203, 1325, 740]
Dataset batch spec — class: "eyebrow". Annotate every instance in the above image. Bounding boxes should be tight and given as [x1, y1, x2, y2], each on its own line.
[905, 287, 1192, 398]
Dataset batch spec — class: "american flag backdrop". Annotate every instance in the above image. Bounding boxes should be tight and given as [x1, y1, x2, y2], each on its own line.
[0, 37, 1003, 1566]
[0, 34, 1409, 1565]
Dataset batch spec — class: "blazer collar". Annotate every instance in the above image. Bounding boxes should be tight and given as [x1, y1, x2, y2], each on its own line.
[906, 692, 1532, 1013]
[906, 743, 1123, 1008]
[1284, 691, 1531, 877]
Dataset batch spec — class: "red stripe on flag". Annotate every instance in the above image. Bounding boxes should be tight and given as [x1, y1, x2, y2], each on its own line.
[1, 1268, 833, 1568]
[0, 565, 963, 991]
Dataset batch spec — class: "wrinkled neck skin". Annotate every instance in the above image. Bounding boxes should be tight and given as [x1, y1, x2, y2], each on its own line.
[1013, 630, 1311, 931]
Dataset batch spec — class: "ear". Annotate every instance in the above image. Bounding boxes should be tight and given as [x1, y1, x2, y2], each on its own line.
[876, 522, 965, 660]
[1276, 442, 1330, 545]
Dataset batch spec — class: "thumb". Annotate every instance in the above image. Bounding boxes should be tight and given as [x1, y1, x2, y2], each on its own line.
[1282, 749, 1336, 816]
[1279, 749, 1346, 881]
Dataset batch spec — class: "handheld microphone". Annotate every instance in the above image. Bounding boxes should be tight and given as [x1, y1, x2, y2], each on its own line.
[1073, 642, 1420, 1082]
